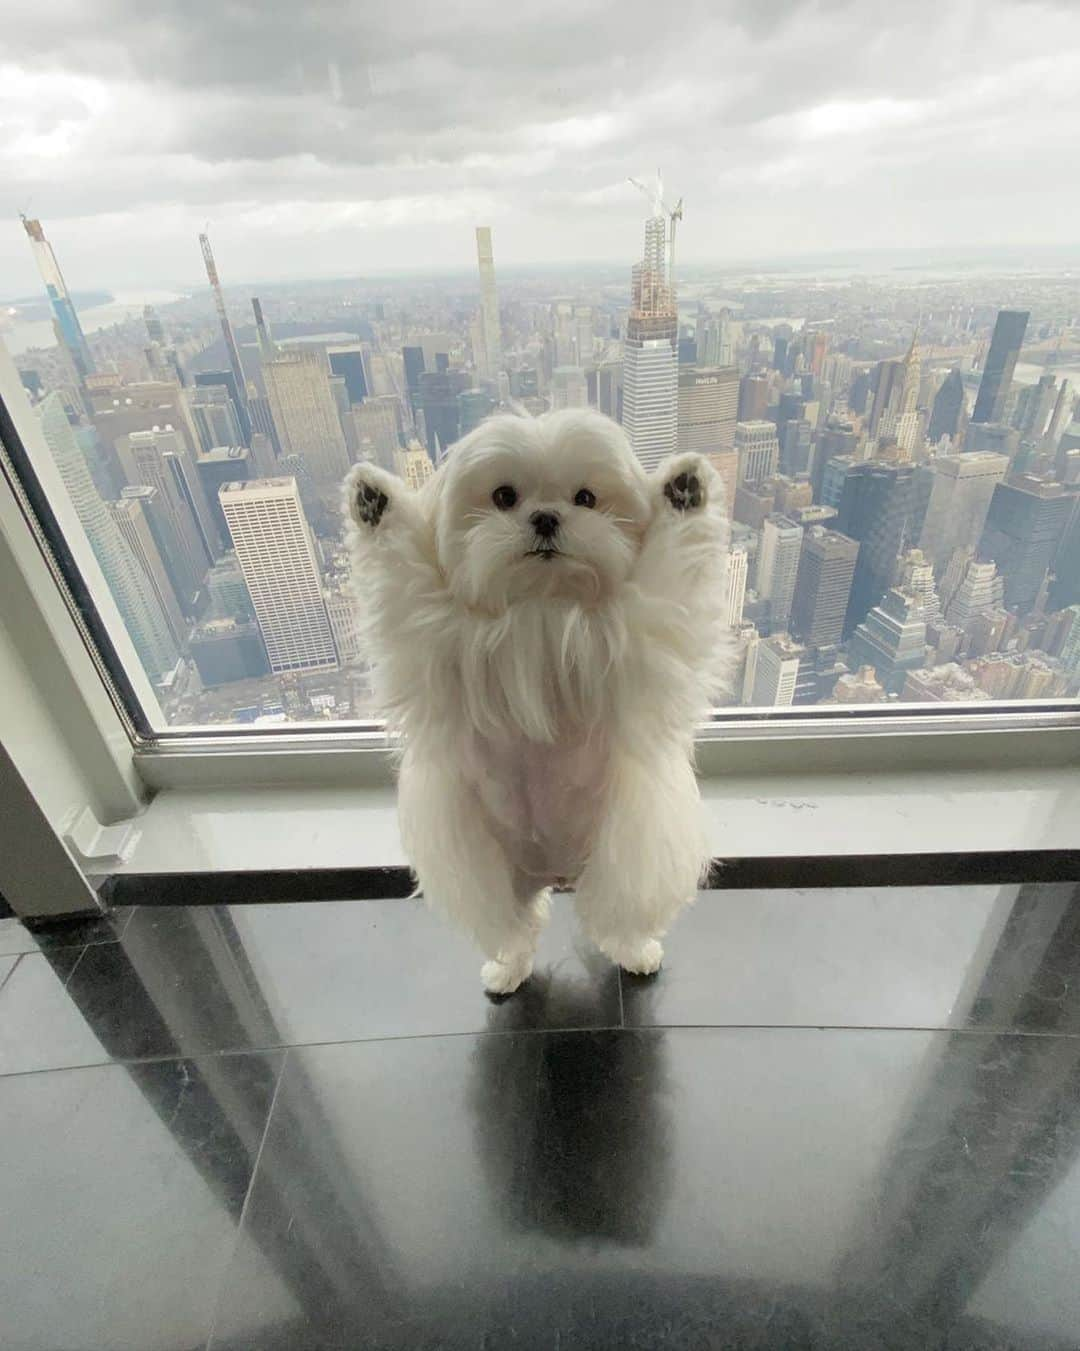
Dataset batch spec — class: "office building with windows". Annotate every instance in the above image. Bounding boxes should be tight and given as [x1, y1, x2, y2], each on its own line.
[917, 451, 1009, 573]
[978, 474, 1073, 612]
[757, 514, 804, 634]
[735, 420, 780, 487]
[263, 349, 350, 487]
[38, 394, 177, 680]
[789, 527, 860, 648]
[622, 210, 678, 470]
[972, 309, 1029, 425]
[551, 367, 588, 411]
[219, 478, 338, 675]
[678, 365, 739, 454]
[837, 460, 915, 635]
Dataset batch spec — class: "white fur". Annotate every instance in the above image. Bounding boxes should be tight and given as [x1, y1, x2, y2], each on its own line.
[343, 409, 732, 992]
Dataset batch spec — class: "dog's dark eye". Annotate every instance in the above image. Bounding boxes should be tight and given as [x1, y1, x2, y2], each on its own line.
[574, 488, 597, 509]
[492, 485, 517, 510]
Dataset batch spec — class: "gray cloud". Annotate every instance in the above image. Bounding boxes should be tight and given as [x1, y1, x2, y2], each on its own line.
[2, 0, 1079, 292]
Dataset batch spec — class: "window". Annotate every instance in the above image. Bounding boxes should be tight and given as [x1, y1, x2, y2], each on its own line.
[1, 4, 1078, 738]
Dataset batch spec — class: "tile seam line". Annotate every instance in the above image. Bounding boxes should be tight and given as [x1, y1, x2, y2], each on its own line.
[203, 1046, 290, 1351]
[3, 1022, 1080, 1082]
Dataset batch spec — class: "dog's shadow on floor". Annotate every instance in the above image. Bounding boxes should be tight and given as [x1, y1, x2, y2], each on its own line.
[468, 966, 673, 1245]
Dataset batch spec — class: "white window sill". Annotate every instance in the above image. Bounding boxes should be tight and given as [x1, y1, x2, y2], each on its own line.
[101, 765, 1080, 878]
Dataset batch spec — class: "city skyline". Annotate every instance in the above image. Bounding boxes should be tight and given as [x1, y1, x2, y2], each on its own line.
[5, 173, 1080, 726]
[3, 2, 1080, 294]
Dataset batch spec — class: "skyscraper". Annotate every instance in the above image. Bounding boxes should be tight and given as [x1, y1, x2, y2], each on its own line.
[418, 369, 469, 460]
[119, 483, 197, 623]
[475, 227, 503, 381]
[735, 420, 780, 487]
[187, 383, 244, 453]
[327, 343, 372, 406]
[738, 375, 770, 423]
[846, 588, 929, 694]
[219, 478, 338, 675]
[197, 446, 252, 537]
[747, 635, 804, 706]
[1013, 373, 1057, 439]
[111, 489, 188, 647]
[972, 309, 1029, 425]
[402, 346, 425, 419]
[350, 398, 402, 472]
[198, 231, 252, 441]
[116, 426, 218, 593]
[917, 450, 1009, 573]
[928, 368, 966, 443]
[21, 216, 95, 385]
[621, 198, 678, 470]
[978, 474, 1073, 612]
[727, 547, 748, 627]
[677, 366, 739, 454]
[263, 349, 351, 487]
[942, 554, 1005, 627]
[868, 358, 905, 439]
[837, 460, 916, 636]
[550, 367, 588, 411]
[757, 514, 804, 633]
[789, 527, 860, 648]
[38, 394, 177, 680]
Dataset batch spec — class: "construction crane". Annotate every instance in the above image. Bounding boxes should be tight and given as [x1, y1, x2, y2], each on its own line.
[628, 169, 684, 294]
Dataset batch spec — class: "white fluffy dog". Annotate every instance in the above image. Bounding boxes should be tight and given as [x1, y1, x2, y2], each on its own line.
[343, 409, 731, 994]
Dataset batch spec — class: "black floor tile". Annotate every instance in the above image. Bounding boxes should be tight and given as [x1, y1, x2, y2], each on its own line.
[84, 897, 622, 1057]
[208, 1026, 1080, 1351]
[621, 881, 1080, 1034]
[0, 1049, 282, 1351]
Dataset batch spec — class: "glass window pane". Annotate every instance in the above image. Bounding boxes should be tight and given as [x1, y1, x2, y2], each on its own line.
[1, 6, 1078, 731]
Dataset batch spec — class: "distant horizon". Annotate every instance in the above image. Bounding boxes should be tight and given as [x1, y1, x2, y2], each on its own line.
[6, 238, 1080, 312]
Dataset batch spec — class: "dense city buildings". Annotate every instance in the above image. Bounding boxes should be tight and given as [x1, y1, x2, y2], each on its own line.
[7, 198, 1080, 725]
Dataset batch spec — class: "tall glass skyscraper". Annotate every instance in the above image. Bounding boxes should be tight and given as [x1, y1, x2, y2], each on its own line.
[972, 309, 1029, 425]
[622, 210, 678, 471]
[475, 227, 502, 381]
[38, 393, 177, 680]
[21, 217, 95, 384]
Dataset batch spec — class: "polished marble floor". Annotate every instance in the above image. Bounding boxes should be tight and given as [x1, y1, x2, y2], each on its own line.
[3, 879, 1080, 1349]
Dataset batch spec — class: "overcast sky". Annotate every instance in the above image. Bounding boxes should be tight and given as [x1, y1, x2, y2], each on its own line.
[2, 0, 1079, 296]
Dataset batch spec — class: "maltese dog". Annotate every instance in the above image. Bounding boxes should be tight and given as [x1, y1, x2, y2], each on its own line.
[344, 409, 731, 994]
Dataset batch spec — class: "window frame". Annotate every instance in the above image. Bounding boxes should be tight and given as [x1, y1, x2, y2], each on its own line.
[2, 361, 1079, 805]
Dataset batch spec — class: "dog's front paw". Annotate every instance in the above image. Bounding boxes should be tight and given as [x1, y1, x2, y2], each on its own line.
[344, 463, 394, 529]
[662, 456, 707, 512]
[617, 938, 664, 976]
[481, 953, 533, 996]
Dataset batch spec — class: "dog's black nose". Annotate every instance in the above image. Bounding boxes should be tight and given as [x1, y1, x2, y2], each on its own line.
[530, 510, 560, 539]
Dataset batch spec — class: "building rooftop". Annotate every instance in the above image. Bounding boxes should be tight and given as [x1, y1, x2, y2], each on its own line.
[219, 476, 294, 494]
[198, 445, 249, 464]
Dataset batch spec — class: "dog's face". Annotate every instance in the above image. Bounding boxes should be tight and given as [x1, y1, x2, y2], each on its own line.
[433, 410, 653, 611]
